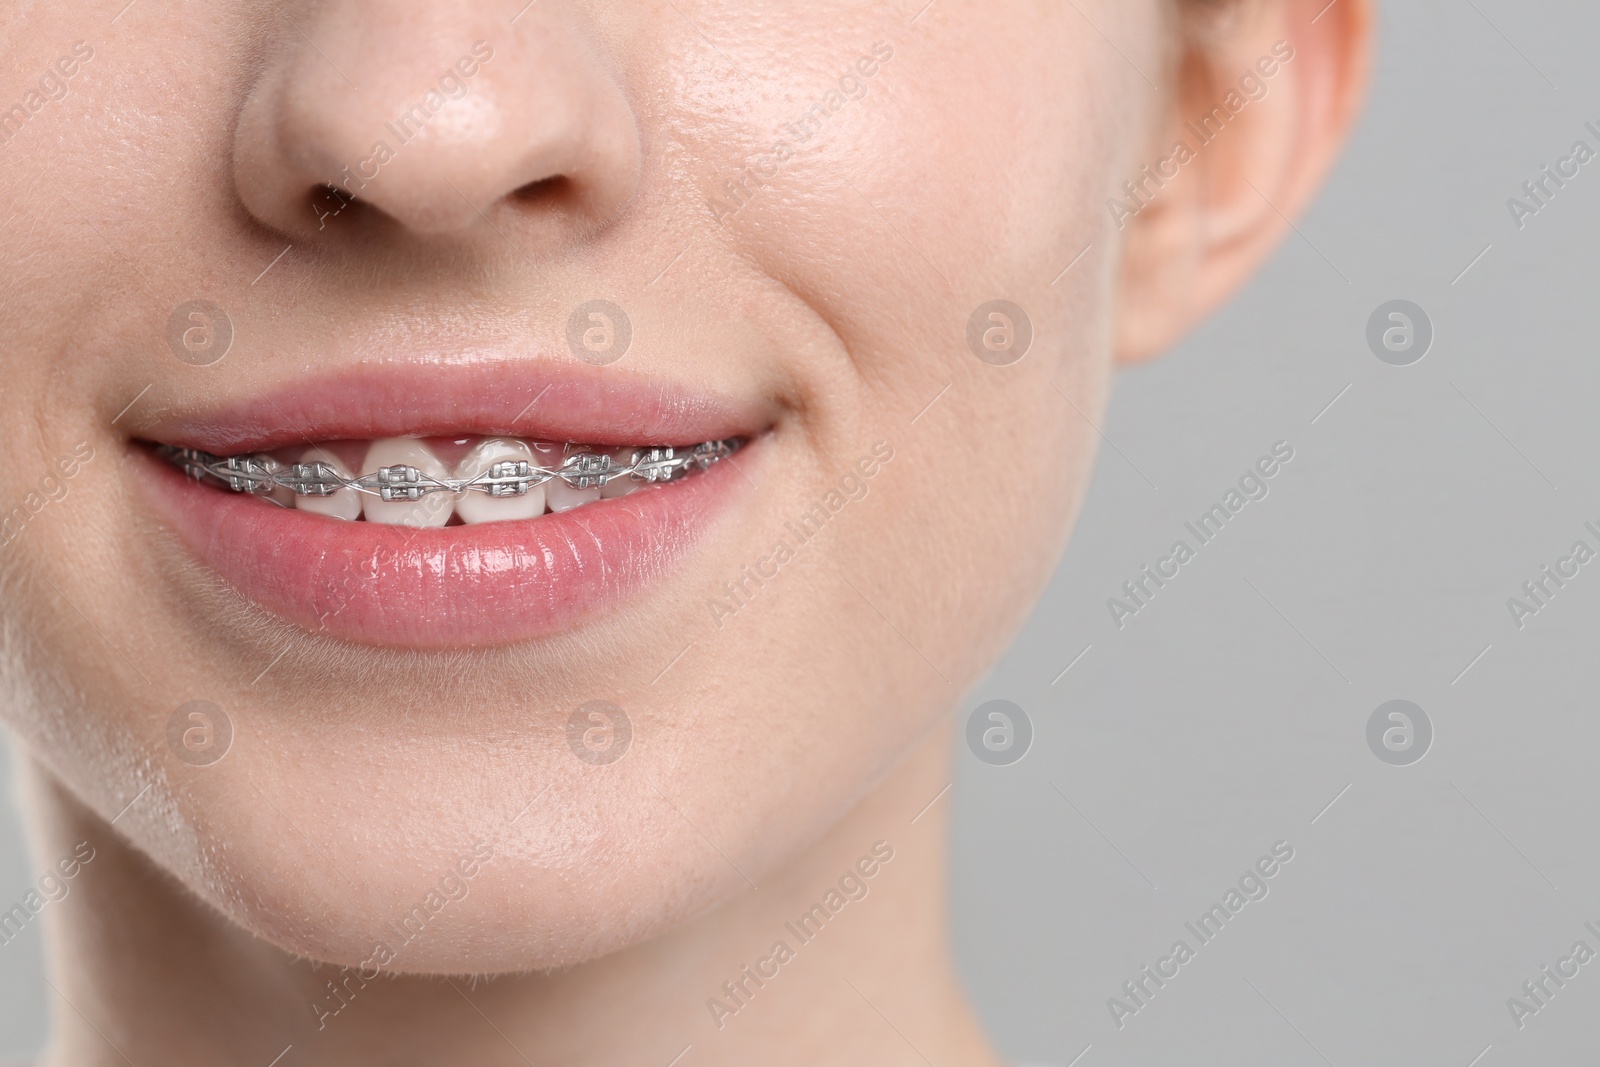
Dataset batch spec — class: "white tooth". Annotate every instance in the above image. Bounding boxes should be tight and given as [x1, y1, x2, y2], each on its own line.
[600, 447, 639, 498]
[455, 438, 546, 524]
[545, 445, 603, 512]
[293, 447, 361, 520]
[360, 439, 453, 527]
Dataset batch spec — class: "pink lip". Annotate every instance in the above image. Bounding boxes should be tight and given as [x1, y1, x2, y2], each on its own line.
[132, 359, 767, 649]
[139, 447, 748, 649]
[137, 358, 765, 454]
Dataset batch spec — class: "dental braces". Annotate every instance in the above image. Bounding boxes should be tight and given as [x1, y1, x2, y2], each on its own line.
[156, 440, 741, 502]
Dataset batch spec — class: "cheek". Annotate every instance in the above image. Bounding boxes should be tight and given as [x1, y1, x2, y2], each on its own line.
[651, 2, 1140, 757]
[765, 41, 1125, 636]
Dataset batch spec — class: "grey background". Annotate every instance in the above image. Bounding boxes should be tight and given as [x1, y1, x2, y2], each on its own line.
[957, 1, 1600, 1064]
[2, 1, 1597, 1063]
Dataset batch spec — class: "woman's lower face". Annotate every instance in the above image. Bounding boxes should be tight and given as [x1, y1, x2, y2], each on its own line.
[0, 0, 1149, 973]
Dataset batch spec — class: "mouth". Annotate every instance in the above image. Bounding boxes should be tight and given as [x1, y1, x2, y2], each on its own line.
[133, 361, 768, 650]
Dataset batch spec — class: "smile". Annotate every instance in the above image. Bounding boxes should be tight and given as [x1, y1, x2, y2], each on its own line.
[132, 361, 769, 649]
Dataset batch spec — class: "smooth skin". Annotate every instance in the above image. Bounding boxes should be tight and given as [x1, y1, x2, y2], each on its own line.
[0, 1, 1368, 1064]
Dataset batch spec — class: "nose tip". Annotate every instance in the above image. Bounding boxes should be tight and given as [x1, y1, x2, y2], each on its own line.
[232, 5, 641, 240]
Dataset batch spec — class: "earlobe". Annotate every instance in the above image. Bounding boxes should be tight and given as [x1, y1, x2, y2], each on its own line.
[1112, 0, 1372, 364]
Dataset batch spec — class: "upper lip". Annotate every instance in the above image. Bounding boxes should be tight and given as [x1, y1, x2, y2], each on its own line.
[126, 353, 771, 454]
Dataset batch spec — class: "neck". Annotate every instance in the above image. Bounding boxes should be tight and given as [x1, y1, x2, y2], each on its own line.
[21, 727, 1001, 1067]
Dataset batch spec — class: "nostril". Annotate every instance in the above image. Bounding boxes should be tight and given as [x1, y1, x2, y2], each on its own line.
[308, 183, 363, 231]
[511, 175, 570, 203]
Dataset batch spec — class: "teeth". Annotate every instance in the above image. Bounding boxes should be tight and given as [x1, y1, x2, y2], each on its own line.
[600, 447, 639, 498]
[162, 434, 737, 527]
[293, 447, 362, 520]
[455, 438, 546, 524]
[360, 439, 453, 527]
[544, 444, 603, 512]
[258, 457, 298, 509]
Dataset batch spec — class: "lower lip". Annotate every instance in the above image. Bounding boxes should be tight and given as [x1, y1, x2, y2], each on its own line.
[138, 444, 750, 649]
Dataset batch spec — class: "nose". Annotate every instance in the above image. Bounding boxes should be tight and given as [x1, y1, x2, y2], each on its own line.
[232, 2, 641, 240]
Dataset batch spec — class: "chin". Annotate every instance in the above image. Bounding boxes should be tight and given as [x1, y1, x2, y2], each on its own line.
[122, 686, 880, 976]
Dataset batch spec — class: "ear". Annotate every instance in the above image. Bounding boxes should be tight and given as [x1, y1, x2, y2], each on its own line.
[1113, 0, 1372, 363]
